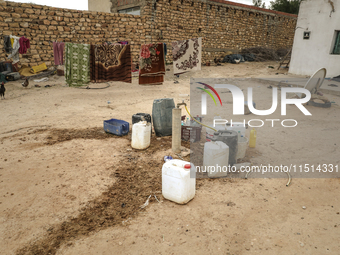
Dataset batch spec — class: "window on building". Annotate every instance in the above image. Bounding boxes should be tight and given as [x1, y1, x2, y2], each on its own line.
[303, 31, 310, 40]
[331, 31, 340, 54]
[118, 6, 140, 15]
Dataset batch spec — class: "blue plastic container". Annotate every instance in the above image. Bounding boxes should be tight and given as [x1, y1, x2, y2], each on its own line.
[103, 119, 129, 136]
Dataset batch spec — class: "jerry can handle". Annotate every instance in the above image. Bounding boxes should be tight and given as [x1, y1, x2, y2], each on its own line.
[215, 130, 234, 134]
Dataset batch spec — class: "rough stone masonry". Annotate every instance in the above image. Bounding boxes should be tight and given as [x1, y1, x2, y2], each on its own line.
[0, 0, 297, 67]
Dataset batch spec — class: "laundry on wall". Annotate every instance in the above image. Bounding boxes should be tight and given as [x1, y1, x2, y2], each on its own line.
[2, 34, 203, 86]
[3, 35, 30, 66]
[65, 42, 91, 87]
[138, 43, 166, 85]
[90, 43, 132, 83]
[53, 42, 65, 66]
[172, 37, 202, 75]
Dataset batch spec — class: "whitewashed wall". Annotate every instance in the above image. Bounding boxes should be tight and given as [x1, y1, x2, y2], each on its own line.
[88, 0, 111, 12]
[289, 0, 340, 77]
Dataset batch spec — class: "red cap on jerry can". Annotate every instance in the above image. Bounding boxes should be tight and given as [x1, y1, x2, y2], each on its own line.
[184, 164, 191, 169]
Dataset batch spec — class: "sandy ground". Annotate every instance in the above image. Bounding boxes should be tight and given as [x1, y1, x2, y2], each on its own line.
[0, 61, 339, 255]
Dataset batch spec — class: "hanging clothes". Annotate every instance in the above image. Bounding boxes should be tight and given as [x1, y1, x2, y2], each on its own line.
[19, 36, 30, 54]
[4, 36, 12, 53]
[65, 43, 91, 87]
[53, 42, 65, 65]
[172, 37, 202, 75]
[7, 39, 20, 64]
[138, 43, 165, 85]
[90, 44, 132, 83]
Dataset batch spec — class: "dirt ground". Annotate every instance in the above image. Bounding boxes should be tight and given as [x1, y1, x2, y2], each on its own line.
[0, 61, 339, 255]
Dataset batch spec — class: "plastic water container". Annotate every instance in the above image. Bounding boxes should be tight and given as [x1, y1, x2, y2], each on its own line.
[132, 113, 151, 125]
[228, 122, 246, 139]
[236, 136, 248, 160]
[203, 141, 229, 178]
[249, 128, 257, 148]
[131, 121, 151, 149]
[152, 98, 175, 136]
[103, 119, 129, 136]
[206, 116, 227, 142]
[212, 130, 238, 166]
[162, 159, 196, 204]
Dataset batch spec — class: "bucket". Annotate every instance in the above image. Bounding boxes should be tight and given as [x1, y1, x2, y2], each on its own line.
[236, 136, 248, 160]
[57, 69, 64, 76]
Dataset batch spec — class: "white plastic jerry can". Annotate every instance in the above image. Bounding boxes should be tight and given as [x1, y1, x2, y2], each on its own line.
[203, 141, 229, 178]
[162, 159, 196, 204]
[131, 121, 151, 150]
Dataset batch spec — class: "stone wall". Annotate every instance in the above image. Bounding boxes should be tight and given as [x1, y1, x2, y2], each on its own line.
[0, 0, 297, 67]
[141, 0, 297, 63]
[0, 1, 146, 66]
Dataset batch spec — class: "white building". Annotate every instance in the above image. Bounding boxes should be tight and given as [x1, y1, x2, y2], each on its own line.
[88, 0, 141, 14]
[289, 0, 340, 77]
[88, 0, 112, 13]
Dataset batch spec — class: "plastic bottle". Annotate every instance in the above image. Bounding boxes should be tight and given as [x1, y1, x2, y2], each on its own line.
[186, 117, 190, 126]
[249, 128, 257, 148]
[164, 156, 173, 162]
